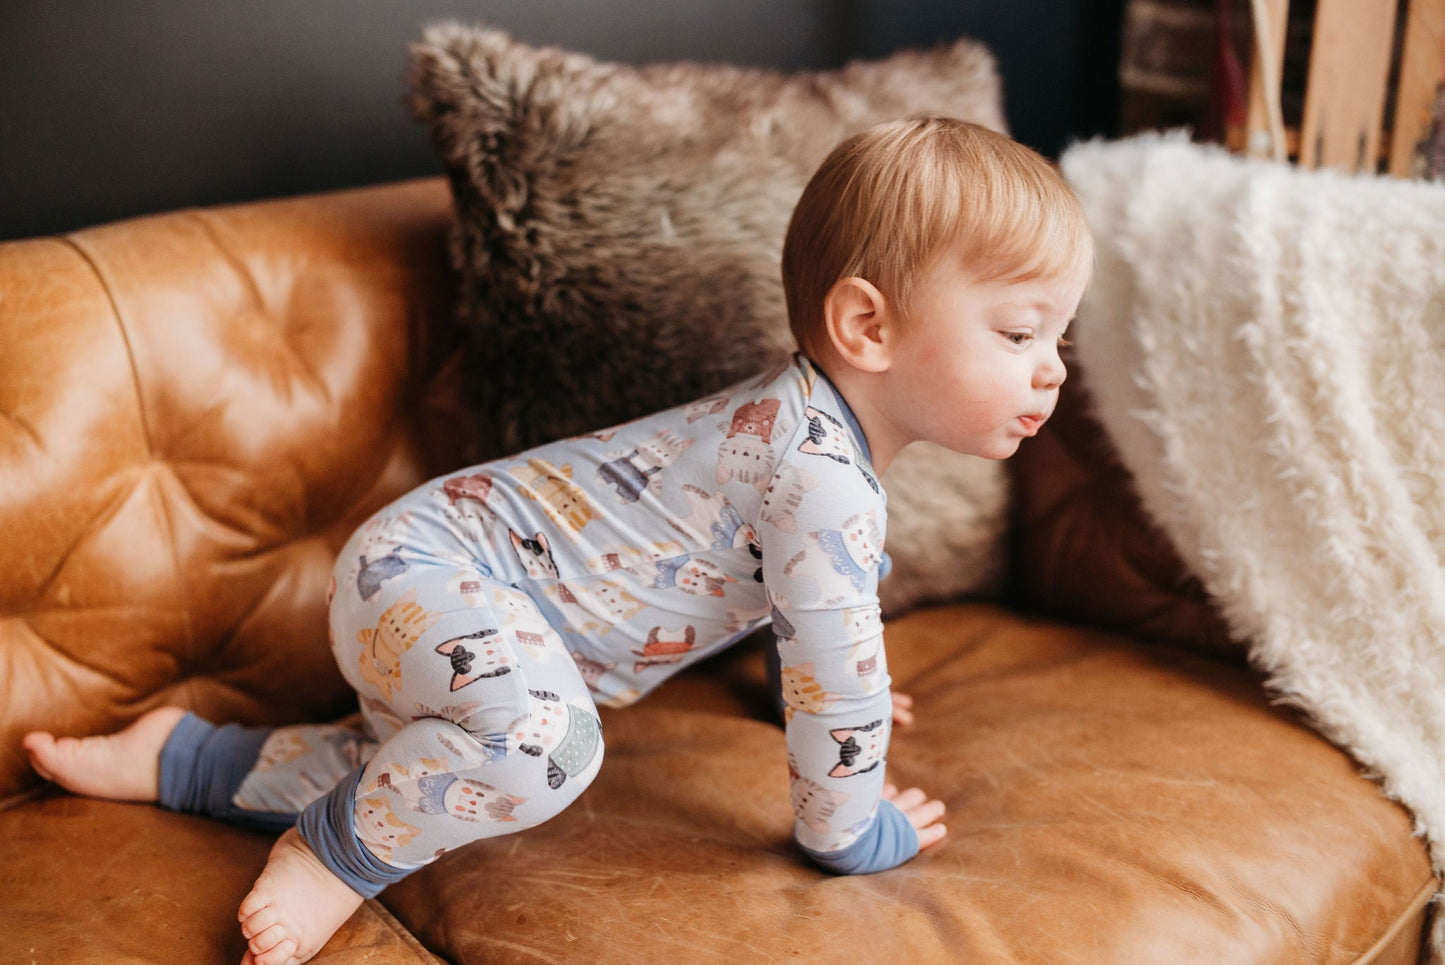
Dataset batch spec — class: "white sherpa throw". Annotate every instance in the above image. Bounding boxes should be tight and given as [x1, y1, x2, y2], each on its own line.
[1060, 132, 1445, 957]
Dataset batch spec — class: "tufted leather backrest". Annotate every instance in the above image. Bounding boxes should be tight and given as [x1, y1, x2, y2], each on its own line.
[0, 179, 462, 800]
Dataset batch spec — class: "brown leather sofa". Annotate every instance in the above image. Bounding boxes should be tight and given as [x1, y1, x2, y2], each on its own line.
[1, 179, 1435, 964]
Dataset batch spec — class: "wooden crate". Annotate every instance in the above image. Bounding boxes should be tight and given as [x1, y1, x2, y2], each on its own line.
[1233, 0, 1445, 178]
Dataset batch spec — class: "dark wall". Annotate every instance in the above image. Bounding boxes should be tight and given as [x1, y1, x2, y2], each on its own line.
[0, 0, 1122, 241]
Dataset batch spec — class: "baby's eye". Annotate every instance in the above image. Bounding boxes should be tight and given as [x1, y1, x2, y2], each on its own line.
[1002, 331, 1032, 345]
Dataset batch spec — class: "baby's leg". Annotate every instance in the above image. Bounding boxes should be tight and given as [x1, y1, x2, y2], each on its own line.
[239, 565, 603, 965]
[25, 706, 377, 830]
[24, 709, 378, 965]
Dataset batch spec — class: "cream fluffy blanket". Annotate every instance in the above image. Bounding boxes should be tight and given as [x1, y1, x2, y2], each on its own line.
[1060, 133, 1445, 955]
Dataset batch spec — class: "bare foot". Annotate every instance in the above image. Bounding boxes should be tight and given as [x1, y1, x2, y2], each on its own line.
[238, 827, 365, 965]
[23, 706, 188, 801]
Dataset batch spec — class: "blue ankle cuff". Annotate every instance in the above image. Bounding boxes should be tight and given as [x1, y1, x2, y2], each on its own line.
[158, 712, 275, 822]
[296, 765, 412, 898]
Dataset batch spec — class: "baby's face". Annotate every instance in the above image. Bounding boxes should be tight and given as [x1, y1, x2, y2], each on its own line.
[881, 255, 1083, 461]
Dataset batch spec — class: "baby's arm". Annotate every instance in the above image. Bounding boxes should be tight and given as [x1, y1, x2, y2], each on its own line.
[758, 435, 943, 873]
[766, 638, 915, 726]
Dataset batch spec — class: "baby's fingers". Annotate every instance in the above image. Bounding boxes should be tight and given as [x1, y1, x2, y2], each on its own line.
[883, 784, 947, 850]
[915, 820, 948, 850]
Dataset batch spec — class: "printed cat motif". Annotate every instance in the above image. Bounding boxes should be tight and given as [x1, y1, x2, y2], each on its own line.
[356, 547, 409, 602]
[540, 583, 606, 635]
[653, 555, 736, 597]
[759, 464, 819, 534]
[541, 580, 644, 635]
[573, 648, 639, 708]
[716, 398, 783, 492]
[491, 586, 564, 664]
[727, 398, 781, 439]
[415, 774, 526, 823]
[685, 394, 730, 423]
[828, 719, 887, 777]
[583, 540, 685, 577]
[509, 690, 604, 790]
[797, 406, 880, 493]
[510, 529, 558, 578]
[843, 615, 884, 690]
[596, 452, 660, 504]
[669, 485, 738, 548]
[788, 755, 852, 839]
[631, 624, 696, 672]
[509, 459, 597, 540]
[808, 511, 884, 596]
[597, 430, 693, 502]
[250, 729, 315, 771]
[797, 407, 852, 464]
[572, 650, 616, 691]
[367, 756, 451, 795]
[435, 628, 512, 691]
[780, 662, 838, 722]
[342, 513, 412, 599]
[355, 795, 422, 864]
[711, 501, 760, 555]
[725, 602, 772, 633]
[253, 725, 368, 773]
[442, 472, 494, 505]
[357, 590, 441, 701]
[436, 472, 498, 539]
[447, 568, 490, 607]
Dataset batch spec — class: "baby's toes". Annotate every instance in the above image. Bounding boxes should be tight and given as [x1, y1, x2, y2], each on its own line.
[254, 936, 298, 965]
[237, 885, 271, 921]
[240, 905, 281, 940]
[21, 733, 57, 779]
[248, 922, 292, 955]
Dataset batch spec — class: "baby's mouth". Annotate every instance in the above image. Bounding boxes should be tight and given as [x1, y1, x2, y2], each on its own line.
[1017, 413, 1048, 434]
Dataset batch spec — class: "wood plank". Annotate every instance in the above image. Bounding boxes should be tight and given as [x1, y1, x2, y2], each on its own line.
[1244, 0, 1291, 160]
[1388, 0, 1445, 177]
[1299, 0, 1400, 173]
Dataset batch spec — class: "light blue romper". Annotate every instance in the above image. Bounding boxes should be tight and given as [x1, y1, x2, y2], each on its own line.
[157, 355, 918, 892]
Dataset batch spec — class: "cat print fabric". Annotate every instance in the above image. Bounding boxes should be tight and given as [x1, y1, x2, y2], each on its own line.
[216, 354, 893, 884]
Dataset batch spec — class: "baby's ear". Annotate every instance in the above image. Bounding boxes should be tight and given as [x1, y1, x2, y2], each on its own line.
[823, 277, 895, 373]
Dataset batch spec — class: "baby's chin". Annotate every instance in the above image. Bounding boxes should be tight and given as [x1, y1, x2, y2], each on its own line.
[945, 434, 1026, 461]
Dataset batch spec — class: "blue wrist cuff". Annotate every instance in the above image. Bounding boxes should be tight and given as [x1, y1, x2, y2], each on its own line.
[800, 798, 919, 875]
[295, 765, 411, 898]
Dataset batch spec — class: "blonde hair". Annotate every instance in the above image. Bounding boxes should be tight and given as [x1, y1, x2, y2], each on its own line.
[782, 116, 1093, 360]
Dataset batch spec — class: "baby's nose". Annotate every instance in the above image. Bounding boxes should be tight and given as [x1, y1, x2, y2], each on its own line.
[1035, 359, 1067, 391]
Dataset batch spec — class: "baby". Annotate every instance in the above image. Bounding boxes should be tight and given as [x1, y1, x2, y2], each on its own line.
[24, 115, 1091, 965]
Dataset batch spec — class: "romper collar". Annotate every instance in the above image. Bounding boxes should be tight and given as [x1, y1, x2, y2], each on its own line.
[802, 355, 874, 469]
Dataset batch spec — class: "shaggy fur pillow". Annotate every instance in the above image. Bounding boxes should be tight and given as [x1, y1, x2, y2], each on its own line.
[408, 23, 1010, 613]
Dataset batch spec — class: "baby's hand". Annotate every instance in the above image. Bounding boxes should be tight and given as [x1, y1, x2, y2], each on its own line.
[891, 692, 914, 727]
[883, 784, 947, 850]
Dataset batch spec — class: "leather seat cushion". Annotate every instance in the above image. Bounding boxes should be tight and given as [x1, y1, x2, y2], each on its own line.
[379, 605, 1433, 964]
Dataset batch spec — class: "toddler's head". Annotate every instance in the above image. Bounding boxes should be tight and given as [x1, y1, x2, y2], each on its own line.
[782, 115, 1092, 361]
[781, 116, 1093, 466]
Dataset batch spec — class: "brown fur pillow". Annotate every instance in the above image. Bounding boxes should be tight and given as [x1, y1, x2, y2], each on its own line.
[408, 23, 1010, 613]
